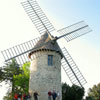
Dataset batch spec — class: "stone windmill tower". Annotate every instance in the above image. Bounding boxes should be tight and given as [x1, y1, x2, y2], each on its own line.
[28, 33, 63, 99]
[1, 0, 92, 100]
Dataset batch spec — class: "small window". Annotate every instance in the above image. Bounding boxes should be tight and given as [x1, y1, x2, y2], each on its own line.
[48, 55, 53, 66]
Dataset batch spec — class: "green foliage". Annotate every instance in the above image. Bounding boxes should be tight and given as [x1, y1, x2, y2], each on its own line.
[0, 60, 30, 100]
[0, 59, 22, 84]
[86, 83, 100, 100]
[0, 59, 23, 100]
[86, 96, 93, 100]
[0, 67, 4, 82]
[13, 62, 30, 93]
[62, 83, 85, 100]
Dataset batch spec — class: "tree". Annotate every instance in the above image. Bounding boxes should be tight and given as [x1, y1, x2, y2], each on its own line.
[0, 67, 4, 82]
[62, 83, 85, 100]
[0, 59, 22, 84]
[0, 59, 23, 100]
[86, 83, 100, 100]
[2, 61, 30, 100]
[13, 62, 30, 93]
[0, 59, 23, 94]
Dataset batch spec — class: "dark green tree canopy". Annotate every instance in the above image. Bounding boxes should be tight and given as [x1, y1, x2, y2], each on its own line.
[0, 59, 22, 84]
[62, 83, 85, 100]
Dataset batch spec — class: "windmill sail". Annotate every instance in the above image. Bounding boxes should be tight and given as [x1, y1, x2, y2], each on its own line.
[1, 37, 41, 65]
[61, 47, 87, 87]
[57, 21, 92, 42]
[21, 0, 55, 35]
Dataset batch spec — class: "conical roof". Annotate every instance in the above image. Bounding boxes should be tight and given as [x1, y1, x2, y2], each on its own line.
[29, 32, 62, 58]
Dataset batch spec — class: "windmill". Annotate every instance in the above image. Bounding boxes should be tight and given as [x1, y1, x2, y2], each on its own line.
[1, 0, 92, 99]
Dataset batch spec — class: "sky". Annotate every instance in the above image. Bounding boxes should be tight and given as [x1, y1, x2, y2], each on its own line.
[0, 0, 100, 99]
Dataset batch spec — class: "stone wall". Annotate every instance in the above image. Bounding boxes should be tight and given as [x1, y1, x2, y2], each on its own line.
[29, 50, 62, 100]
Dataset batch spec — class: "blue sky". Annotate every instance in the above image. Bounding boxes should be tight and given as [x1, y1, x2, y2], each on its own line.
[39, 0, 100, 49]
[38, 0, 100, 72]
[0, 0, 100, 99]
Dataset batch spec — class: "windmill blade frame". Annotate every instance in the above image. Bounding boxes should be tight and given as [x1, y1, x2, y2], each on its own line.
[1, 37, 41, 65]
[21, 0, 55, 35]
[57, 21, 92, 42]
[61, 47, 87, 87]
